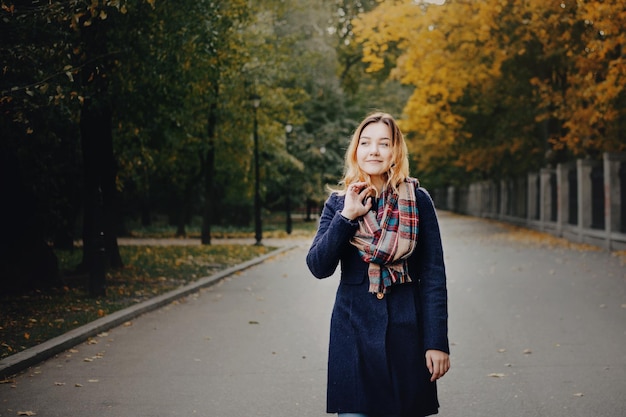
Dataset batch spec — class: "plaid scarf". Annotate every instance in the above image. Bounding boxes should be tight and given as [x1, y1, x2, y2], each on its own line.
[350, 178, 419, 296]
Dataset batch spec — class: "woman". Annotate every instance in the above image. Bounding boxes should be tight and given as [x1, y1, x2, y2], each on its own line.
[306, 112, 450, 417]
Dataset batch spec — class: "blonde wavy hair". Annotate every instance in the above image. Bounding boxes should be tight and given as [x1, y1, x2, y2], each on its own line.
[333, 112, 410, 196]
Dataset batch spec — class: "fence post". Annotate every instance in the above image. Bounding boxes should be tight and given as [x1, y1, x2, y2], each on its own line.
[539, 169, 548, 227]
[527, 172, 539, 225]
[486, 181, 496, 218]
[604, 152, 626, 249]
[556, 163, 570, 237]
[577, 159, 597, 242]
[443, 153, 626, 249]
[447, 186, 456, 212]
[497, 180, 505, 219]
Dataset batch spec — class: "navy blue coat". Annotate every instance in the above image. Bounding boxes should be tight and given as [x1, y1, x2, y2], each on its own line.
[306, 186, 449, 417]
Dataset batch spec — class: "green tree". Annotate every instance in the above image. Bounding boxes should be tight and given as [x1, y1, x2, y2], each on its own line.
[1, 1, 86, 292]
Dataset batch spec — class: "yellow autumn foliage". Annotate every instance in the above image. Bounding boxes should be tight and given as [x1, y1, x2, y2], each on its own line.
[354, 0, 625, 178]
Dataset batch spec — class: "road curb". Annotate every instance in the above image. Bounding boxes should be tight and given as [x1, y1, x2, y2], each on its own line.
[0, 244, 297, 379]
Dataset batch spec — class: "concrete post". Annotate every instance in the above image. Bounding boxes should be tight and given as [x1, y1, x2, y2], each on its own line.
[556, 163, 572, 235]
[516, 176, 528, 219]
[527, 173, 538, 222]
[487, 181, 497, 217]
[492, 181, 499, 217]
[477, 182, 486, 217]
[577, 159, 597, 232]
[468, 183, 479, 216]
[499, 180, 507, 218]
[540, 168, 555, 228]
[447, 186, 456, 212]
[604, 152, 626, 248]
[480, 182, 489, 218]
[476, 182, 484, 217]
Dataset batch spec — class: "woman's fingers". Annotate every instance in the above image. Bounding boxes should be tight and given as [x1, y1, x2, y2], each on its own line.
[426, 350, 450, 382]
[343, 183, 373, 219]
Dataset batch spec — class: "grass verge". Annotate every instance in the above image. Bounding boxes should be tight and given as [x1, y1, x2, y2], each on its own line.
[0, 243, 275, 360]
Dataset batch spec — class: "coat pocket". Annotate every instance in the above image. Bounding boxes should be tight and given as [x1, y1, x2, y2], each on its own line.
[340, 265, 367, 285]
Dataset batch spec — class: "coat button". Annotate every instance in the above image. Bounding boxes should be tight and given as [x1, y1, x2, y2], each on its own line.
[376, 293, 384, 300]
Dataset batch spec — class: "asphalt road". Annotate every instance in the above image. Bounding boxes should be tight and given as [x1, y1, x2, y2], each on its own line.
[1, 212, 624, 417]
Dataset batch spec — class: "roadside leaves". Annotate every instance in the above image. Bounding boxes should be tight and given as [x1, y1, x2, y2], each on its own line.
[1, 244, 273, 359]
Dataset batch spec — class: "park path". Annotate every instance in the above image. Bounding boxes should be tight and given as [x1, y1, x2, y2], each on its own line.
[1, 212, 625, 417]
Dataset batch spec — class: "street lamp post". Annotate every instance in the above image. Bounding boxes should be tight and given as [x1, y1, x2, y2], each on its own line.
[251, 94, 262, 245]
[284, 123, 293, 235]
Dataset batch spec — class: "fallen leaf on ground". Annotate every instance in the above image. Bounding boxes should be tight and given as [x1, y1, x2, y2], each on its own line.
[17, 412, 37, 416]
[573, 392, 584, 397]
[488, 373, 506, 378]
[523, 349, 532, 354]
[54, 382, 65, 386]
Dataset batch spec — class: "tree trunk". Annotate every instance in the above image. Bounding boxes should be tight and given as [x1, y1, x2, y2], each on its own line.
[201, 94, 218, 245]
[78, 14, 123, 297]
[175, 197, 187, 238]
[79, 94, 123, 292]
[306, 199, 314, 221]
[0, 148, 60, 294]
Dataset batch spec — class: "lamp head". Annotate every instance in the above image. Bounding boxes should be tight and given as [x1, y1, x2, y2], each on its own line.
[250, 94, 261, 108]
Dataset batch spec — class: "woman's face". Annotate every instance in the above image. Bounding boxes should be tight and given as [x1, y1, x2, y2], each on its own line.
[356, 121, 394, 182]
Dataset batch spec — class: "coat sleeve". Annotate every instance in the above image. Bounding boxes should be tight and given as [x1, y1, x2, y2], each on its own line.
[306, 194, 359, 279]
[415, 187, 450, 354]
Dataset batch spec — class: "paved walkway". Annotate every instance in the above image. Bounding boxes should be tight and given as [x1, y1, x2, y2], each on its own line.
[1, 212, 624, 417]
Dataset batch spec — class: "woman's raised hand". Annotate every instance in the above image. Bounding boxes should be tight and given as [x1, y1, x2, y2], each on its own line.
[341, 182, 374, 220]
